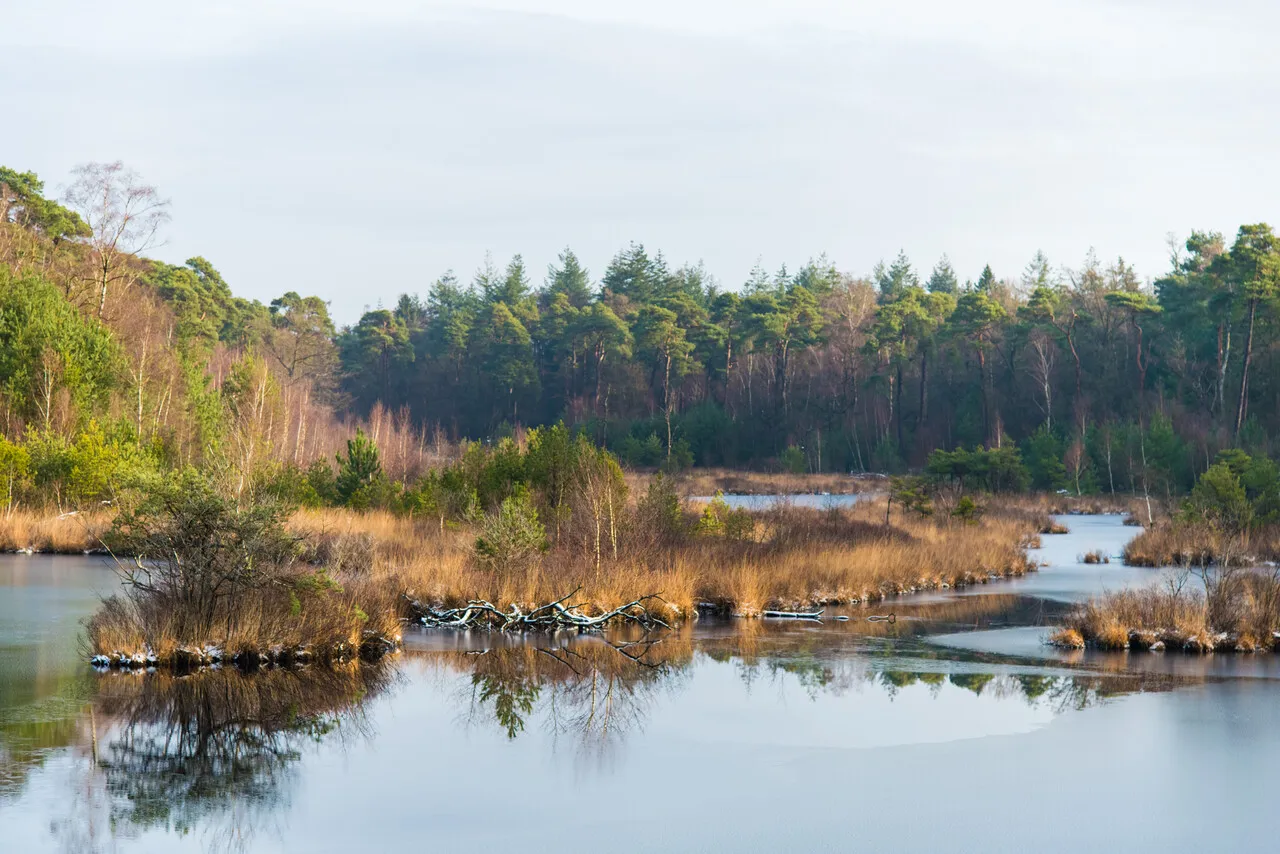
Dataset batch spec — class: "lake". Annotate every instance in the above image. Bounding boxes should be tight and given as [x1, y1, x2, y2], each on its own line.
[2, 515, 1276, 853]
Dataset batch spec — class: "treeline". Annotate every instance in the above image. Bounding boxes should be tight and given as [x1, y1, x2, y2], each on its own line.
[337, 227, 1280, 496]
[6, 159, 1280, 509]
[1, 163, 442, 510]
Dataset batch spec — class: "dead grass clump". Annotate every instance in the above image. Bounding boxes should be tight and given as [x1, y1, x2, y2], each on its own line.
[1081, 549, 1110, 565]
[1094, 623, 1130, 650]
[1049, 627, 1085, 649]
[1123, 523, 1219, 567]
[1059, 577, 1280, 654]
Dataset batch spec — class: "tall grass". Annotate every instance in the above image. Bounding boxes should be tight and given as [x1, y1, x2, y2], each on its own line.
[293, 498, 1034, 623]
[0, 509, 110, 552]
[1055, 569, 1280, 653]
[661, 468, 866, 496]
[1124, 521, 1280, 567]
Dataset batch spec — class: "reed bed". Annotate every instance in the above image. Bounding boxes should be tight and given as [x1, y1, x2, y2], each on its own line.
[1123, 522, 1280, 567]
[1053, 571, 1280, 653]
[659, 468, 869, 497]
[0, 509, 110, 552]
[86, 490, 1037, 668]
[292, 499, 1035, 623]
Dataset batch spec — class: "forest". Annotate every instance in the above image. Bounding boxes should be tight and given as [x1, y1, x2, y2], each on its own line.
[3, 161, 1280, 510]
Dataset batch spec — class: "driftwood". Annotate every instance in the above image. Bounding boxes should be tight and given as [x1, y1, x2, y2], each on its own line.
[408, 588, 671, 632]
[761, 608, 824, 620]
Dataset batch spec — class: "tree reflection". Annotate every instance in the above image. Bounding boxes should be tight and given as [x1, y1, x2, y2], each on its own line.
[447, 631, 693, 762]
[429, 625, 1181, 763]
[51, 664, 392, 853]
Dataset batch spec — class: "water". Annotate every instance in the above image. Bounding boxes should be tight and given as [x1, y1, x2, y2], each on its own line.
[1, 514, 1276, 852]
[691, 493, 864, 510]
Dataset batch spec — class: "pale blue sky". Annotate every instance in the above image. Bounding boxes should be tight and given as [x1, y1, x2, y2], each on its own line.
[6, 1, 1276, 322]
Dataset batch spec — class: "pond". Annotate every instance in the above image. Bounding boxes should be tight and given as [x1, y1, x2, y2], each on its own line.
[1, 515, 1277, 852]
[690, 493, 865, 510]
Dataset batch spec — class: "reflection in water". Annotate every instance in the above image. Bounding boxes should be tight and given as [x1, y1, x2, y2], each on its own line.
[49, 665, 392, 854]
[449, 633, 694, 763]
[422, 627, 1173, 756]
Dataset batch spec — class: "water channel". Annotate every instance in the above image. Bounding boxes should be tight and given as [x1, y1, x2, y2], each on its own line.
[1, 513, 1275, 852]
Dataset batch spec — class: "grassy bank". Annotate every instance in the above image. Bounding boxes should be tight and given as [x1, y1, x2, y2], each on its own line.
[1052, 572, 1280, 653]
[0, 509, 110, 553]
[81, 467, 1044, 669]
[1123, 522, 1280, 567]
[298, 497, 1037, 622]
[660, 468, 870, 497]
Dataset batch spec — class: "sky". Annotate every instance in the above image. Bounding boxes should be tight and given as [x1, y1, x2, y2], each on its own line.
[5, 1, 1278, 324]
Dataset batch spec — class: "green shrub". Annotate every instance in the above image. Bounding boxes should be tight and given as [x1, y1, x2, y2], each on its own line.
[475, 487, 547, 573]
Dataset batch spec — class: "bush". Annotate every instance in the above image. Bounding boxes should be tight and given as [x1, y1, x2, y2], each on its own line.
[694, 491, 756, 541]
[335, 429, 390, 509]
[0, 435, 31, 507]
[634, 473, 686, 545]
[475, 487, 547, 574]
[952, 495, 979, 522]
[105, 469, 299, 639]
[779, 445, 807, 475]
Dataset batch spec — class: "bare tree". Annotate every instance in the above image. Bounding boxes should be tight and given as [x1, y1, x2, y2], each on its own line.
[1026, 329, 1056, 430]
[63, 162, 170, 318]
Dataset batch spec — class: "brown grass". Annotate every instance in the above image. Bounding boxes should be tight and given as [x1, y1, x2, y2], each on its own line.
[0, 509, 111, 552]
[1058, 575, 1280, 654]
[1049, 627, 1085, 649]
[293, 497, 1034, 624]
[87, 570, 403, 668]
[86, 490, 1038, 665]
[1125, 521, 1280, 567]
[655, 468, 871, 497]
[1081, 549, 1110, 565]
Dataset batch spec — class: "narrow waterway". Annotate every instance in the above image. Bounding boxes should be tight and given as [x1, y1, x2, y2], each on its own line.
[1, 515, 1276, 853]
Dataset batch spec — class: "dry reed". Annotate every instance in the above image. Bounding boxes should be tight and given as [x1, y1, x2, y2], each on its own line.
[0, 509, 110, 552]
[292, 497, 1035, 624]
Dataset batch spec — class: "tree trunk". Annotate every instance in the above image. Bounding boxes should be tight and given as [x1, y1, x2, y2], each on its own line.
[977, 347, 990, 446]
[664, 352, 673, 458]
[895, 362, 904, 451]
[918, 346, 928, 428]
[1235, 298, 1257, 439]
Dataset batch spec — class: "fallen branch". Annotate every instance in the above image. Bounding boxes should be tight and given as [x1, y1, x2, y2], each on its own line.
[761, 608, 825, 620]
[408, 588, 671, 632]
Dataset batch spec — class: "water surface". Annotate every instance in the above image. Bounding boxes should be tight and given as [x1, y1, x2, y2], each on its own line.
[1, 514, 1274, 853]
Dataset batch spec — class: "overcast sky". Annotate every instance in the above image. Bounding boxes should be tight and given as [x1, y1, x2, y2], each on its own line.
[6, 1, 1277, 323]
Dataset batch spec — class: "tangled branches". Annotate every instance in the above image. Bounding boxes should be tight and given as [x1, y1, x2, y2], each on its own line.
[409, 589, 670, 632]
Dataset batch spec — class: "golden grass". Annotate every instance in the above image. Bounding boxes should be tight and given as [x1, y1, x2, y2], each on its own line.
[87, 491, 1038, 666]
[87, 572, 403, 668]
[291, 497, 1035, 623]
[655, 468, 869, 497]
[1125, 521, 1280, 567]
[1081, 549, 1110, 564]
[0, 509, 111, 552]
[1049, 627, 1085, 649]
[1058, 577, 1280, 653]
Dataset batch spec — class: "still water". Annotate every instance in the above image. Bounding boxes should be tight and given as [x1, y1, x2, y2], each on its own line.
[691, 493, 863, 510]
[1, 516, 1276, 853]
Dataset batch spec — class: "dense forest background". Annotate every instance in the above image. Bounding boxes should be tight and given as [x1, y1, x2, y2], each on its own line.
[3, 161, 1279, 508]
